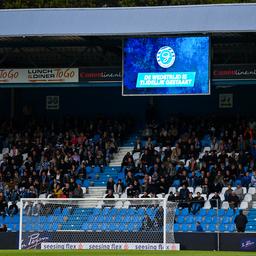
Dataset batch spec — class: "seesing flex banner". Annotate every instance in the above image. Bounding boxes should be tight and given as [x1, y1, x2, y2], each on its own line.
[41, 242, 180, 250]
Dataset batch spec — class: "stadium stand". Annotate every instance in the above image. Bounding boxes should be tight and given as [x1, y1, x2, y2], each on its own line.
[1, 115, 256, 232]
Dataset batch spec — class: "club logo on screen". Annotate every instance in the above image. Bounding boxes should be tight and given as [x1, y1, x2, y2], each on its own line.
[156, 46, 175, 68]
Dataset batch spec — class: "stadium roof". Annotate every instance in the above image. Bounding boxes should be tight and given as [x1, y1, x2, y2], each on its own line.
[0, 4, 256, 37]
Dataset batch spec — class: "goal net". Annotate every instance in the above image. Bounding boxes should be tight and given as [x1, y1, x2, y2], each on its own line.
[19, 198, 179, 251]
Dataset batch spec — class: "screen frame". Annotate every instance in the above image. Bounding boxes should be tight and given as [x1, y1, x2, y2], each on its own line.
[122, 34, 211, 96]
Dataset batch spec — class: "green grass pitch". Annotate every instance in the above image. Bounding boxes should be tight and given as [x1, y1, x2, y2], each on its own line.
[0, 250, 256, 256]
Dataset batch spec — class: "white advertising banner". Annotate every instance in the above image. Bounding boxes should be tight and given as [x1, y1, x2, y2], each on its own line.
[0, 68, 78, 83]
[41, 242, 180, 251]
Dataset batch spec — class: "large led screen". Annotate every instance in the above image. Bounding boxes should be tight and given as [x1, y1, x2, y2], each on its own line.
[122, 36, 210, 96]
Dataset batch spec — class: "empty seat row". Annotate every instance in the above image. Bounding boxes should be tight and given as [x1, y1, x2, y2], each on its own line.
[174, 223, 236, 232]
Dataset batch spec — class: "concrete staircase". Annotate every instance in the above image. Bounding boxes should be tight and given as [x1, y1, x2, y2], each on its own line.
[109, 146, 134, 167]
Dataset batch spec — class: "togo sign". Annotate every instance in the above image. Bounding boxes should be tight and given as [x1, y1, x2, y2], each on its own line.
[0, 68, 79, 83]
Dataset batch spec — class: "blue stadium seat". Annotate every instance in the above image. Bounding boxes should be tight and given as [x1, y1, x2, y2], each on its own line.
[119, 223, 128, 231]
[208, 209, 217, 216]
[101, 223, 108, 231]
[137, 208, 145, 215]
[226, 209, 234, 217]
[246, 225, 256, 232]
[53, 207, 62, 215]
[133, 222, 141, 231]
[181, 208, 189, 216]
[181, 224, 188, 232]
[208, 224, 216, 232]
[92, 208, 101, 215]
[198, 209, 207, 216]
[222, 216, 231, 224]
[204, 217, 212, 224]
[175, 209, 180, 216]
[219, 224, 227, 232]
[102, 207, 110, 215]
[92, 223, 100, 231]
[82, 222, 89, 230]
[195, 216, 202, 223]
[61, 208, 70, 216]
[52, 223, 59, 231]
[190, 224, 196, 232]
[177, 216, 184, 224]
[185, 215, 194, 224]
[47, 215, 55, 223]
[212, 217, 218, 224]
[218, 209, 225, 217]
[39, 216, 47, 223]
[123, 216, 131, 223]
[228, 224, 235, 232]
[146, 208, 154, 217]
[127, 223, 135, 231]
[127, 208, 136, 215]
[174, 223, 179, 232]
[25, 224, 32, 232]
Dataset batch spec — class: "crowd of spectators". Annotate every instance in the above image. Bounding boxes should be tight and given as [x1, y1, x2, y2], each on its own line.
[116, 116, 256, 212]
[0, 117, 130, 217]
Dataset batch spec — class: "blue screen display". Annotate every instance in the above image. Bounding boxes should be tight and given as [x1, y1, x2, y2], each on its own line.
[123, 36, 210, 96]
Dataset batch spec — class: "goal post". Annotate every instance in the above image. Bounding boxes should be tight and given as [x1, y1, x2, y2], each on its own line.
[19, 198, 179, 251]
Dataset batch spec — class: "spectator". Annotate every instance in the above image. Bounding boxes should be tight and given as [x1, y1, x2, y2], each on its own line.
[141, 191, 150, 198]
[158, 177, 168, 194]
[53, 183, 64, 198]
[241, 172, 251, 188]
[0, 224, 7, 232]
[141, 214, 153, 231]
[234, 184, 244, 201]
[62, 183, 71, 198]
[121, 153, 134, 174]
[201, 177, 210, 195]
[127, 185, 134, 198]
[133, 139, 142, 153]
[224, 184, 233, 201]
[73, 184, 84, 198]
[0, 193, 7, 217]
[7, 201, 18, 216]
[105, 189, 114, 198]
[114, 179, 125, 195]
[228, 191, 240, 209]
[126, 171, 134, 187]
[186, 192, 194, 212]
[191, 192, 205, 215]
[132, 180, 141, 197]
[179, 184, 189, 201]
[167, 191, 175, 202]
[196, 221, 203, 232]
[234, 210, 248, 232]
[210, 192, 221, 208]
[251, 171, 256, 187]
[154, 206, 164, 228]
[106, 177, 115, 193]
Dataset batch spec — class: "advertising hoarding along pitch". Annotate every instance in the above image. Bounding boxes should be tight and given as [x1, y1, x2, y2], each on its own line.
[123, 36, 210, 96]
[41, 242, 180, 251]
